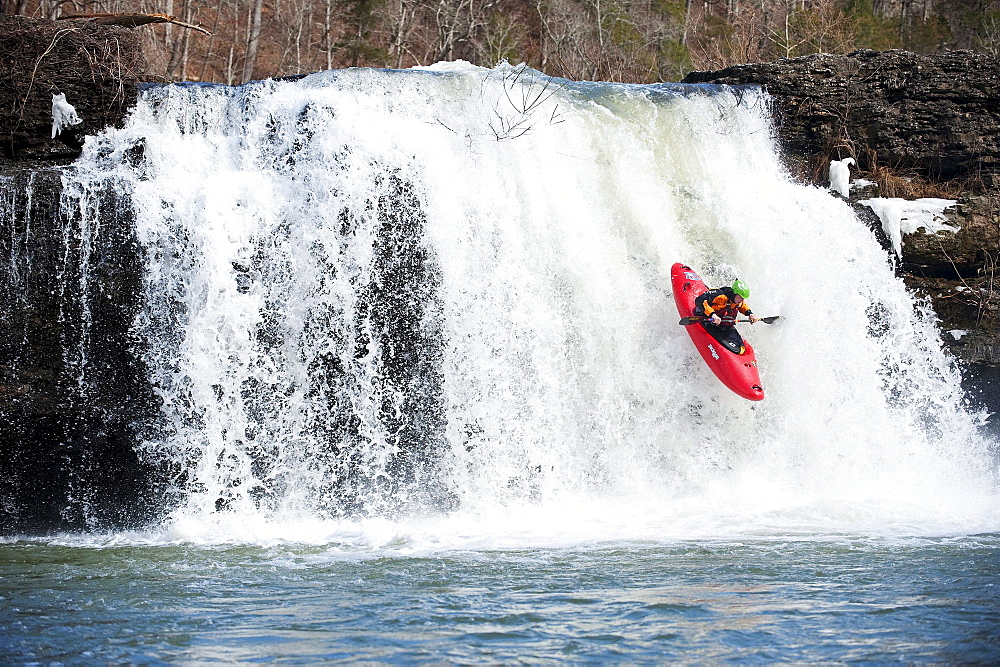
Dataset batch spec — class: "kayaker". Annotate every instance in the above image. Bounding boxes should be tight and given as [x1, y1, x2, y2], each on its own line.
[695, 279, 760, 327]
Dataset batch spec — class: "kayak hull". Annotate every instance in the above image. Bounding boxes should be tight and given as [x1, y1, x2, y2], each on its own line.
[671, 262, 765, 401]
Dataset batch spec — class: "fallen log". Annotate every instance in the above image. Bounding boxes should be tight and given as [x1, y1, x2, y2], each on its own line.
[58, 12, 211, 36]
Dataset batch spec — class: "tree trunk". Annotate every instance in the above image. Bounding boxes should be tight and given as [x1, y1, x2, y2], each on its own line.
[682, 0, 692, 45]
[325, 0, 333, 70]
[243, 0, 264, 83]
[1, 0, 30, 15]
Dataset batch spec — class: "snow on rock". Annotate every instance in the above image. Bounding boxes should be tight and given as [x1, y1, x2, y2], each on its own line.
[51, 93, 82, 138]
[852, 178, 876, 189]
[858, 197, 958, 259]
[949, 330, 969, 341]
[828, 157, 855, 197]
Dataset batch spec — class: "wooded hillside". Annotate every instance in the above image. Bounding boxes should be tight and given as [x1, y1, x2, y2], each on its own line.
[3, 0, 998, 83]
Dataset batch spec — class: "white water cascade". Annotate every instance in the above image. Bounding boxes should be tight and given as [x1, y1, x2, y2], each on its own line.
[66, 62, 997, 547]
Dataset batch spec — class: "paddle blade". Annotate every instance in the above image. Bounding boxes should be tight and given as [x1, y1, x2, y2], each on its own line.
[679, 315, 779, 325]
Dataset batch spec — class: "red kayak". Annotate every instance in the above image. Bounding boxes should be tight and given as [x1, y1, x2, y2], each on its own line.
[671, 262, 764, 401]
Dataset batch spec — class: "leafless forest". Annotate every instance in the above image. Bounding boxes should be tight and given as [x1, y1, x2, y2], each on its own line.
[3, 0, 999, 83]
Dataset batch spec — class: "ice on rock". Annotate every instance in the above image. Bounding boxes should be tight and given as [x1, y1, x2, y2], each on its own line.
[829, 157, 855, 198]
[859, 197, 958, 259]
[51, 93, 82, 138]
[863, 197, 904, 259]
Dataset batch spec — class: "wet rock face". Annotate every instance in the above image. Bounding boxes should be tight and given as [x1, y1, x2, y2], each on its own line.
[1, 16, 451, 530]
[866, 194, 1000, 367]
[683, 49, 1000, 186]
[897, 196, 1000, 279]
[0, 15, 146, 162]
[0, 169, 167, 532]
[866, 195, 1000, 367]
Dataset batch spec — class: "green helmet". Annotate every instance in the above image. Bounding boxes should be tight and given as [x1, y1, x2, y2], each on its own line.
[732, 279, 750, 299]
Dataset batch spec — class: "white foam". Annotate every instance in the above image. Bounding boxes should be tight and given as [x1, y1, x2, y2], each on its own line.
[410, 59, 485, 73]
[55, 65, 997, 548]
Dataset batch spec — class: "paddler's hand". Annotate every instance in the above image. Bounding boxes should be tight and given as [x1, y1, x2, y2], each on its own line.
[749, 315, 760, 324]
[709, 314, 722, 325]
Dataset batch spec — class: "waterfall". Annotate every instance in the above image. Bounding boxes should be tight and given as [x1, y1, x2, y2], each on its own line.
[47, 62, 996, 543]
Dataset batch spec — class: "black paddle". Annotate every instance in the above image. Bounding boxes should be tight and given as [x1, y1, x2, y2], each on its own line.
[678, 315, 781, 325]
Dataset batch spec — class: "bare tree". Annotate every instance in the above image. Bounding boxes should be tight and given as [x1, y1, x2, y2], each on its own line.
[0, 1, 32, 14]
[475, 10, 524, 65]
[427, 0, 501, 63]
[243, 0, 264, 82]
[385, 0, 420, 66]
[7, 0, 999, 84]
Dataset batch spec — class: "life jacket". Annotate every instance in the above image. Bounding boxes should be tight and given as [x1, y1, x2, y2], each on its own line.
[694, 287, 752, 325]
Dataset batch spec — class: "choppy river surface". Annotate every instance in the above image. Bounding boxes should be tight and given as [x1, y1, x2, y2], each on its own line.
[2, 536, 998, 662]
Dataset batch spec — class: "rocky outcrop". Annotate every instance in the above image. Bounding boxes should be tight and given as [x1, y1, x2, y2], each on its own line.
[896, 196, 999, 279]
[683, 49, 1000, 186]
[1, 14, 147, 163]
[684, 50, 1000, 367]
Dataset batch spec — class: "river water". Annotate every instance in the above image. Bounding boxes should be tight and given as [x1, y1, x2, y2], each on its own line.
[3, 536, 998, 661]
[2, 62, 999, 661]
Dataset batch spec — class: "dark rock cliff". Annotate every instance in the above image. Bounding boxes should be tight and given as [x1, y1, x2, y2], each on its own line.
[0, 166, 168, 533]
[1, 16, 166, 532]
[1, 15, 146, 162]
[684, 50, 1000, 368]
[683, 49, 1000, 185]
